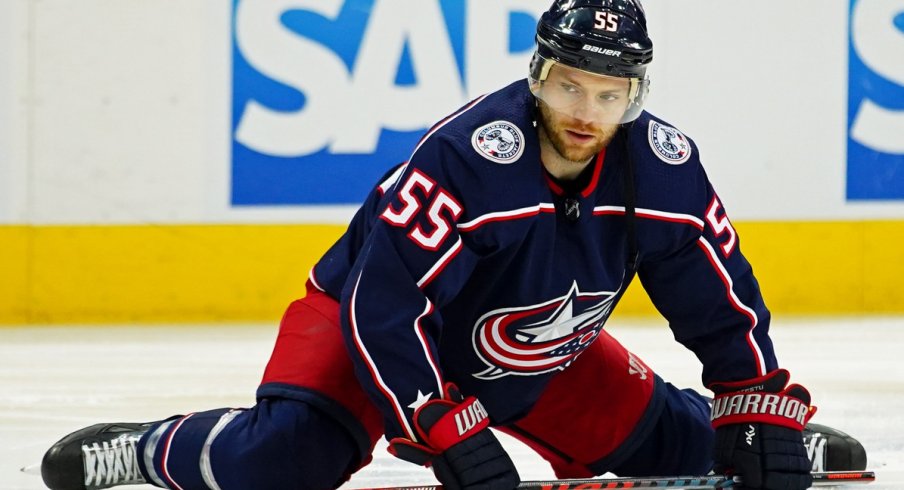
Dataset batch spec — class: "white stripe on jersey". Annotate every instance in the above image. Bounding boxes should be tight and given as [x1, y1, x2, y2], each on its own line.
[412, 299, 445, 402]
[308, 268, 326, 292]
[696, 236, 767, 376]
[417, 236, 464, 288]
[378, 163, 409, 195]
[458, 204, 556, 231]
[349, 271, 418, 441]
[593, 205, 705, 229]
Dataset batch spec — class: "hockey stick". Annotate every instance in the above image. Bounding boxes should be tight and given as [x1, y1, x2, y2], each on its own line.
[353, 470, 875, 489]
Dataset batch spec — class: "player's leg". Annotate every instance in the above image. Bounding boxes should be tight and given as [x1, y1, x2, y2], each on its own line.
[498, 329, 714, 478]
[499, 328, 867, 478]
[252, 287, 385, 484]
[42, 288, 384, 490]
[605, 382, 714, 476]
[42, 399, 364, 490]
[137, 400, 361, 490]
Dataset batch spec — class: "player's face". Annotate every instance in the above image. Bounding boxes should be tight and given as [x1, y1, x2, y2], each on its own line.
[539, 64, 630, 162]
[537, 63, 634, 124]
[536, 64, 629, 163]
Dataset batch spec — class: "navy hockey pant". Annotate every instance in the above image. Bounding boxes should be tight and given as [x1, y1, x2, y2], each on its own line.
[134, 289, 714, 490]
[135, 402, 357, 490]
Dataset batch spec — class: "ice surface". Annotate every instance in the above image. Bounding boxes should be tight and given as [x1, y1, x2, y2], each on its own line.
[2, 317, 901, 489]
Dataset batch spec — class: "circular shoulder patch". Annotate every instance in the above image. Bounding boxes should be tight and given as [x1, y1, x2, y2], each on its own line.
[648, 121, 692, 165]
[471, 120, 525, 164]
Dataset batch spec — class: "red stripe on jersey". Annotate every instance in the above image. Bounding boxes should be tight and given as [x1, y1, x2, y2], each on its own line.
[581, 149, 606, 198]
[544, 173, 565, 196]
[542, 149, 606, 197]
[695, 237, 767, 376]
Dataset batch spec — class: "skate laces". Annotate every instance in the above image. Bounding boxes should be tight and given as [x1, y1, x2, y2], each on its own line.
[82, 433, 146, 487]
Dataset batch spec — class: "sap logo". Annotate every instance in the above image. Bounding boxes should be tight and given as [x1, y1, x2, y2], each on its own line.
[235, 0, 538, 157]
[847, 0, 904, 200]
[231, 0, 544, 205]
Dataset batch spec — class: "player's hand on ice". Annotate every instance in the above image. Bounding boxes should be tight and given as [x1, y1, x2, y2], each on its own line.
[388, 384, 520, 490]
[709, 369, 815, 489]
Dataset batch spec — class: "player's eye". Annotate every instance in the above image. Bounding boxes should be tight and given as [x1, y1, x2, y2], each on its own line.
[559, 83, 579, 94]
[598, 93, 620, 102]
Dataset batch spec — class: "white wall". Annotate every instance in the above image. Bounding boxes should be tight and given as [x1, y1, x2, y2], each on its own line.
[1, 0, 902, 225]
[0, 0, 29, 223]
[644, 1, 854, 221]
[24, 0, 231, 225]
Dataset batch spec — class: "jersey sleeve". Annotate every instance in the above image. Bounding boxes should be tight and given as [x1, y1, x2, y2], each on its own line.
[636, 158, 777, 388]
[339, 135, 479, 442]
[310, 163, 410, 298]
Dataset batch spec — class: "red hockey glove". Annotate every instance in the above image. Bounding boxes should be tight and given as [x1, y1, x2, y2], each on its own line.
[388, 384, 519, 490]
[710, 369, 817, 490]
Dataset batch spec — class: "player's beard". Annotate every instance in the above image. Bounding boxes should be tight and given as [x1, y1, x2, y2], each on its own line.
[537, 101, 618, 164]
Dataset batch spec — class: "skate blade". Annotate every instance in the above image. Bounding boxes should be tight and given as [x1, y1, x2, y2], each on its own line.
[20, 462, 40, 475]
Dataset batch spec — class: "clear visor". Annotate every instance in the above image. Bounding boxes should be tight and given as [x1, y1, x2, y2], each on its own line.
[529, 56, 649, 125]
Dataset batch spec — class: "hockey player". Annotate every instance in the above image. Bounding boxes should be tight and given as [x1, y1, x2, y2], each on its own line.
[41, 1, 866, 489]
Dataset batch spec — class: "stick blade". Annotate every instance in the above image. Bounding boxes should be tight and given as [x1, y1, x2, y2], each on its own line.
[813, 470, 876, 486]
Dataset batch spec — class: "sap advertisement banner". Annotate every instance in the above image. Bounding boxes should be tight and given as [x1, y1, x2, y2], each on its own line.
[848, 0, 904, 200]
[6, 0, 904, 225]
[4, 1, 904, 322]
[232, 0, 544, 205]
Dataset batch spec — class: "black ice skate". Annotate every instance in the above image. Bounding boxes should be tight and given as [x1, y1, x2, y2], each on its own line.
[803, 422, 868, 472]
[41, 422, 152, 490]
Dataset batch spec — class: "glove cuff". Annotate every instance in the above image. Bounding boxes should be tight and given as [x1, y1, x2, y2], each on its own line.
[388, 437, 437, 466]
[708, 368, 791, 394]
[711, 391, 814, 430]
[420, 396, 490, 451]
[710, 369, 816, 431]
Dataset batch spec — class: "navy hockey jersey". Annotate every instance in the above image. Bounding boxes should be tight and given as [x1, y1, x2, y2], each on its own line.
[310, 79, 777, 443]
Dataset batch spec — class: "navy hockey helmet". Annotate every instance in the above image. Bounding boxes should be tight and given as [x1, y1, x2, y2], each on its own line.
[530, 0, 653, 124]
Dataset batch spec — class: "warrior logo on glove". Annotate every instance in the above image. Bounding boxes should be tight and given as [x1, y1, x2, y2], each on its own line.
[710, 369, 816, 431]
[453, 398, 488, 436]
[712, 391, 811, 429]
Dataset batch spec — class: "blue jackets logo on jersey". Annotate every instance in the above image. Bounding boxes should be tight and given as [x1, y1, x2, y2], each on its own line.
[472, 283, 617, 380]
